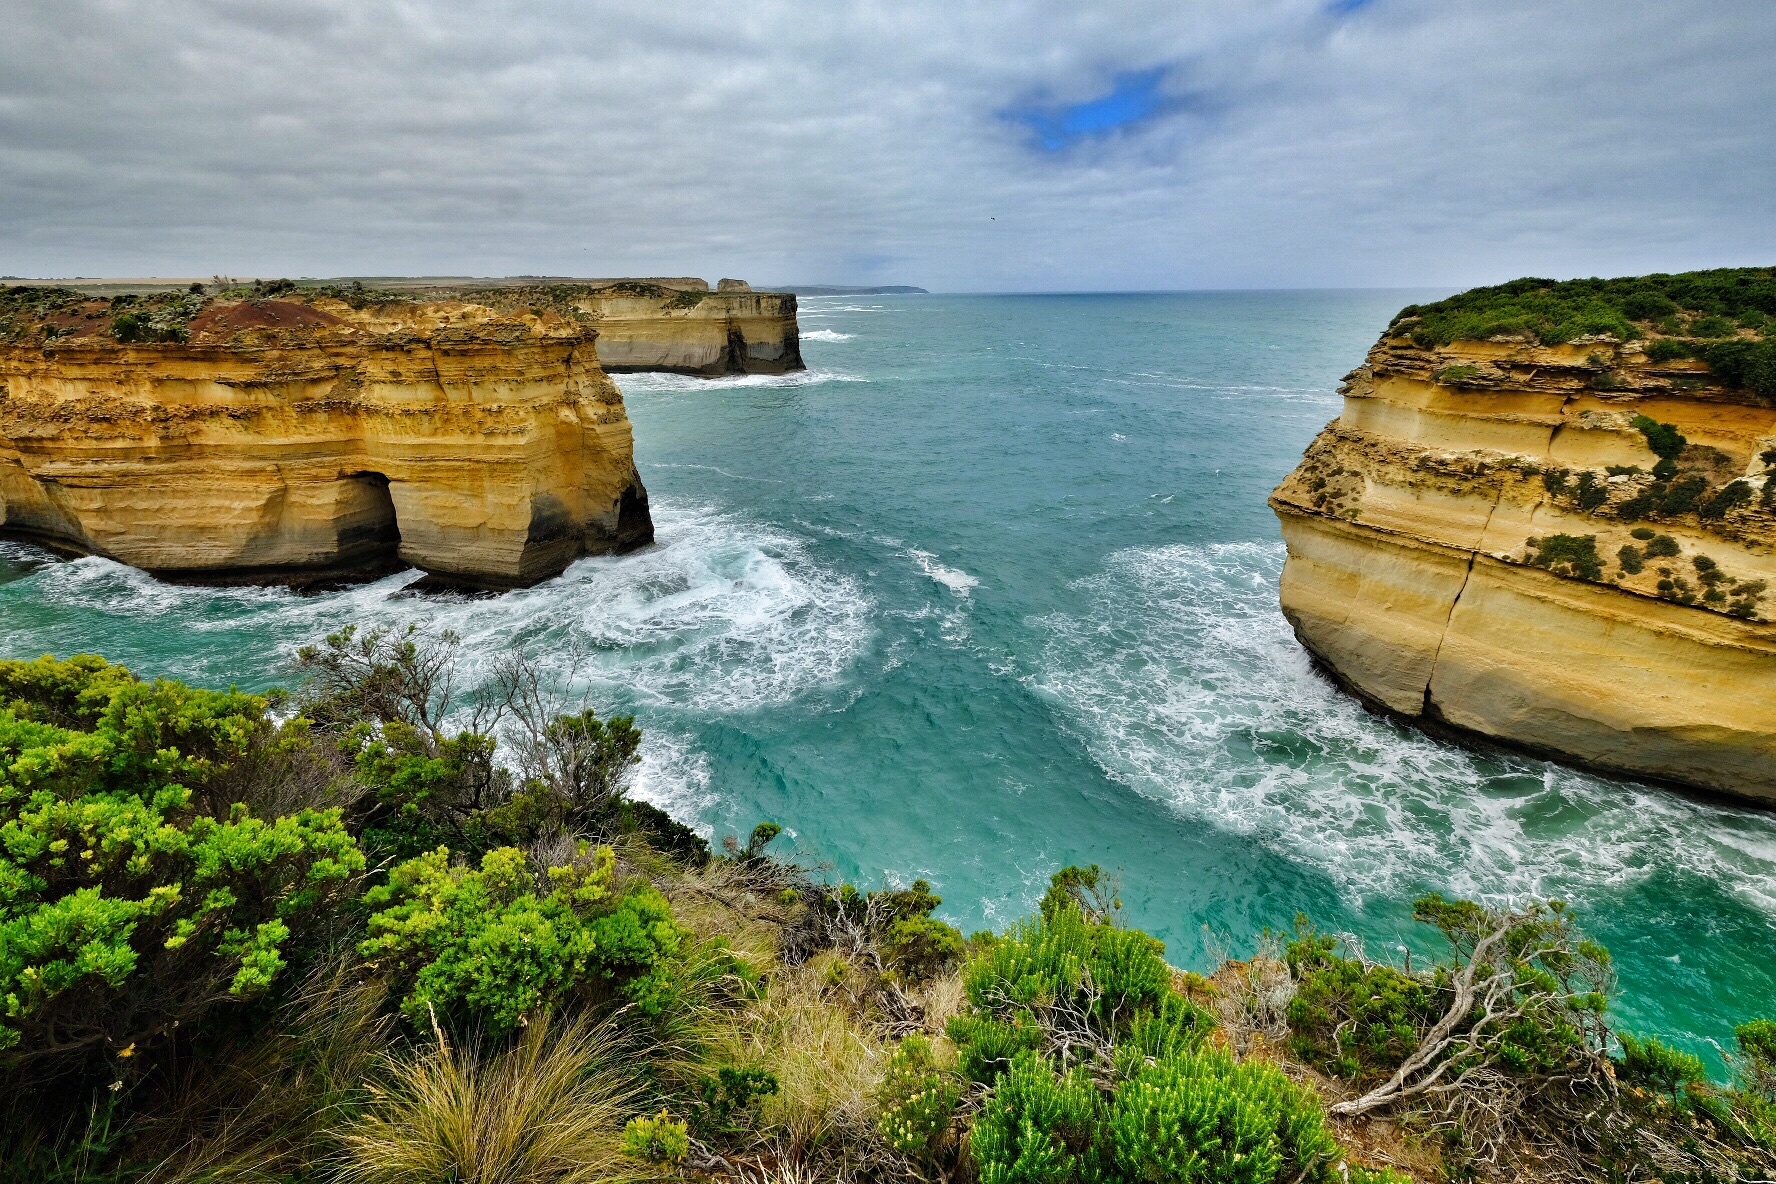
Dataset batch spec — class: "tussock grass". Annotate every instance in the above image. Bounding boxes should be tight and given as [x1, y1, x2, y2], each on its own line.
[138, 965, 391, 1184]
[716, 953, 892, 1159]
[335, 1013, 643, 1184]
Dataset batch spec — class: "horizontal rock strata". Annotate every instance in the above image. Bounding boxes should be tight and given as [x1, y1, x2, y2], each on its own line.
[1272, 333, 1776, 804]
[0, 291, 652, 590]
[573, 287, 803, 376]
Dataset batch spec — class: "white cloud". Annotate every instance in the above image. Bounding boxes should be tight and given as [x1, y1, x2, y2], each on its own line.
[0, 0, 1770, 289]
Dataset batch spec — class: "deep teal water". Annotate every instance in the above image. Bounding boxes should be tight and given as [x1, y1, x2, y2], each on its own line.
[2, 292, 1772, 1062]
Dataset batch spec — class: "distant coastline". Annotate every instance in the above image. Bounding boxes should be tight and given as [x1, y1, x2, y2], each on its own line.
[773, 284, 929, 296]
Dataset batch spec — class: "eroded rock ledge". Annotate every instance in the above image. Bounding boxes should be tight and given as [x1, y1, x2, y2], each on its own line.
[1272, 308, 1776, 804]
[0, 287, 654, 590]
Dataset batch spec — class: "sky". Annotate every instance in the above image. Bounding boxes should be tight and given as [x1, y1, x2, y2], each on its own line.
[2, 0, 1773, 291]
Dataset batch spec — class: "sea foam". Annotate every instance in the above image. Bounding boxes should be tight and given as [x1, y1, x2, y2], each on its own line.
[1031, 541, 1776, 917]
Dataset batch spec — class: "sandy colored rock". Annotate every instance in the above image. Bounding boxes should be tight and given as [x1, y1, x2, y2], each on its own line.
[0, 293, 652, 590]
[1271, 332, 1776, 804]
[575, 287, 802, 376]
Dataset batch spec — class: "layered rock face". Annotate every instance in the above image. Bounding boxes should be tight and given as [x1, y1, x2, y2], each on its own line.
[0, 292, 652, 590]
[1272, 322, 1776, 804]
[573, 287, 803, 376]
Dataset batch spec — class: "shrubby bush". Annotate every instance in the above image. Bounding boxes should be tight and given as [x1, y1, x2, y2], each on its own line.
[1392, 267, 1776, 349]
[949, 868, 1330, 1184]
[1105, 1047, 1335, 1184]
[1526, 533, 1603, 581]
[1616, 1032, 1705, 1103]
[0, 655, 362, 1087]
[359, 842, 685, 1035]
[877, 1033, 961, 1160]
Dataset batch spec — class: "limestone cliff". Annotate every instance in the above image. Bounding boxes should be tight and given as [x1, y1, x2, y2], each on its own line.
[364, 280, 804, 377]
[568, 284, 802, 376]
[1271, 271, 1776, 804]
[0, 285, 652, 590]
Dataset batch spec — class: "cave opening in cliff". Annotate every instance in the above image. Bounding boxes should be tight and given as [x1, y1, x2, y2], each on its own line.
[340, 471, 402, 570]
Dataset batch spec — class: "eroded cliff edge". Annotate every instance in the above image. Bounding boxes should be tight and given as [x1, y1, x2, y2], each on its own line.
[356, 278, 804, 377]
[0, 285, 653, 590]
[1271, 270, 1776, 804]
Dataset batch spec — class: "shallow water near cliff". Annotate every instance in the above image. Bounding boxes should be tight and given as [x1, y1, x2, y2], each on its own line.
[3, 291, 1773, 1062]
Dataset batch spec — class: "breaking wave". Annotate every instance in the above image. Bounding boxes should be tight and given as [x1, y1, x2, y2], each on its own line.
[612, 369, 864, 394]
[1031, 541, 1776, 917]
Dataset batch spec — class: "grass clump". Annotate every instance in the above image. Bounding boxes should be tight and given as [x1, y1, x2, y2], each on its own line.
[337, 1014, 639, 1184]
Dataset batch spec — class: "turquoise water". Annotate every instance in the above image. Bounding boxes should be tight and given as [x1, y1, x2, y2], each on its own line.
[3, 292, 1773, 1060]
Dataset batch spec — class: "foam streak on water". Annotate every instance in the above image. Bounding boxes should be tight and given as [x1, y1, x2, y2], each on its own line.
[0, 502, 873, 824]
[1033, 541, 1776, 917]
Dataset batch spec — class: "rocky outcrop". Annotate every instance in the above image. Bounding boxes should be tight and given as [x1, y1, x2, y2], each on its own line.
[0, 289, 652, 590]
[569, 285, 802, 376]
[1272, 323, 1776, 804]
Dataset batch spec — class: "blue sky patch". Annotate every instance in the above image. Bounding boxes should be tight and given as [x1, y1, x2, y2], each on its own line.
[1010, 69, 1172, 152]
[1327, 0, 1377, 13]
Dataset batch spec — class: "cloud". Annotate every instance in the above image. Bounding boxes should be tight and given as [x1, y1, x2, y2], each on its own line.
[0, 0, 1771, 290]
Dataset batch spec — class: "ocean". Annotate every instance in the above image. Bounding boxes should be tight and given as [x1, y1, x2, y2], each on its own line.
[3, 291, 1772, 1061]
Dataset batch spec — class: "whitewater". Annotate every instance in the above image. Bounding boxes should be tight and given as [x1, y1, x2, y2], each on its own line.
[1, 291, 1770, 1058]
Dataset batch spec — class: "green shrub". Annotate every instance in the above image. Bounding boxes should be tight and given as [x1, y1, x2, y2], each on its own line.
[1631, 526, 1657, 540]
[1434, 364, 1483, 385]
[1736, 1019, 1776, 1100]
[1648, 338, 1697, 362]
[1700, 479, 1755, 519]
[1286, 927, 1441, 1079]
[1659, 474, 1710, 516]
[1574, 470, 1609, 511]
[969, 1051, 1098, 1184]
[0, 655, 364, 1084]
[359, 842, 685, 1036]
[950, 1011, 1047, 1085]
[1632, 415, 1686, 465]
[1622, 291, 1681, 322]
[1617, 545, 1645, 574]
[1692, 339, 1776, 400]
[1643, 533, 1681, 558]
[1526, 534, 1603, 581]
[1393, 268, 1776, 350]
[878, 1034, 961, 1160]
[693, 1065, 779, 1137]
[1617, 1033, 1705, 1103]
[960, 896, 1172, 1046]
[1105, 1047, 1336, 1184]
[621, 1110, 689, 1164]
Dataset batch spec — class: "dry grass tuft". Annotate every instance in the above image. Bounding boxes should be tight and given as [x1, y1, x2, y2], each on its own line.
[707, 951, 891, 1170]
[141, 964, 392, 1183]
[335, 1012, 644, 1184]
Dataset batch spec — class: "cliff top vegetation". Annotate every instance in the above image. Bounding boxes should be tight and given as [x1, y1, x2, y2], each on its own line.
[4, 631, 1774, 1184]
[1392, 267, 1776, 349]
[1391, 267, 1776, 401]
[0, 276, 745, 347]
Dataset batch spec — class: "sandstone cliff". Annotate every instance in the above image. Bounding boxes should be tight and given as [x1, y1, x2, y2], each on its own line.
[1271, 271, 1776, 804]
[356, 279, 804, 377]
[0, 285, 652, 590]
[567, 283, 802, 376]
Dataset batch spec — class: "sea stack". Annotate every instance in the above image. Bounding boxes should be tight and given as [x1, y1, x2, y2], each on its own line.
[1270, 270, 1776, 805]
[0, 283, 654, 590]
